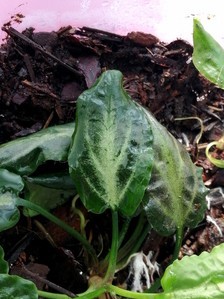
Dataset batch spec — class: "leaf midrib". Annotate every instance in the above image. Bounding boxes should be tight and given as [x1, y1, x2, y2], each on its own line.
[85, 99, 133, 209]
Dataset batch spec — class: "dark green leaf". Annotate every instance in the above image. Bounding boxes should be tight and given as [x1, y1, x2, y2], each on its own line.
[0, 123, 74, 175]
[193, 19, 224, 89]
[23, 174, 76, 217]
[0, 246, 8, 274]
[0, 169, 23, 232]
[161, 243, 224, 298]
[24, 172, 75, 189]
[68, 70, 153, 216]
[142, 111, 207, 236]
[0, 274, 38, 299]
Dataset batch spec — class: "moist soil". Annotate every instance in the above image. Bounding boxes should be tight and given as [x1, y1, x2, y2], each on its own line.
[1, 24, 224, 296]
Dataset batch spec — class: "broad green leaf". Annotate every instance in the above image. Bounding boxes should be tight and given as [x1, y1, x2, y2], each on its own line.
[160, 243, 224, 299]
[0, 122, 74, 175]
[68, 70, 153, 216]
[0, 246, 8, 274]
[142, 111, 207, 236]
[0, 169, 23, 232]
[23, 173, 76, 217]
[193, 19, 224, 89]
[0, 274, 38, 299]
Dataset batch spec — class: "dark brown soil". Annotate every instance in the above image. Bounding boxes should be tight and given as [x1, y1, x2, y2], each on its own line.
[1, 24, 224, 296]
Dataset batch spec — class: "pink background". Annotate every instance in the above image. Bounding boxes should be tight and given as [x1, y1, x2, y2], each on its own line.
[0, 0, 224, 45]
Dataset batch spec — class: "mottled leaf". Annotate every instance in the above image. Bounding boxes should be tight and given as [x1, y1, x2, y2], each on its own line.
[142, 111, 207, 236]
[193, 19, 224, 89]
[68, 70, 153, 216]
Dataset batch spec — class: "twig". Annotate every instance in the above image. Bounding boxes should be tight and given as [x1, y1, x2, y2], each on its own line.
[21, 264, 77, 298]
[43, 111, 55, 129]
[22, 79, 59, 100]
[2, 26, 84, 80]
[23, 54, 36, 82]
[57, 25, 73, 36]
[77, 26, 124, 42]
[80, 26, 124, 38]
[21, 79, 64, 119]
[7, 233, 35, 265]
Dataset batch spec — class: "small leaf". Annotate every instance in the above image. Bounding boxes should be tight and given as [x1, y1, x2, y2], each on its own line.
[0, 246, 9, 274]
[193, 19, 224, 89]
[142, 111, 207, 236]
[161, 243, 224, 298]
[0, 274, 38, 299]
[0, 122, 74, 175]
[0, 169, 23, 232]
[68, 70, 153, 216]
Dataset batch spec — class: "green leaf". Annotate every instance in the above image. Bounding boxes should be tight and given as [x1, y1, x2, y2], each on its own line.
[68, 70, 153, 216]
[0, 274, 38, 299]
[0, 192, 20, 232]
[193, 18, 224, 89]
[0, 246, 9, 274]
[142, 111, 207, 236]
[0, 169, 23, 232]
[24, 172, 76, 189]
[23, 173, 76, 217]
[161, 243, 224, 299]
[0, 123, 74, 176]
[0, 169, 24, 193]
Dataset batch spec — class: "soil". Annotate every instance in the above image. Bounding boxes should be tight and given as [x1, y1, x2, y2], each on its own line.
[1, 24, 224, 296]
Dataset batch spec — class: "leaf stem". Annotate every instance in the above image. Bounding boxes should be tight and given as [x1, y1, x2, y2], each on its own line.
[39, 282, 167, 299]
[171, 226, 184, 262]
[37, 290, 73, 299]
[72, 195, 87, 238]
[98, 215, 130, 274]
[118, 217, 131, 248]
[16, 198, 98, 265]
[103, 210, 119, 282]
[76, 286, 106, 299]
[107, 284, 162, 298]
[117, 213, 149, 267]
